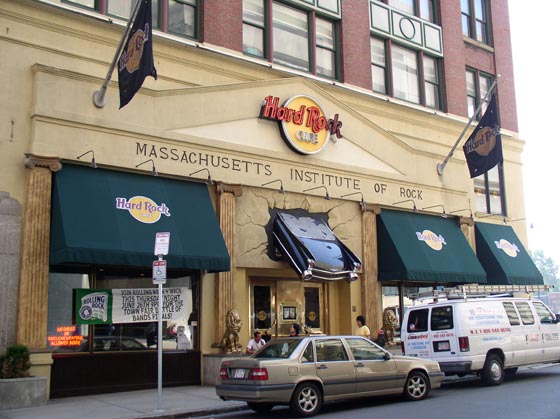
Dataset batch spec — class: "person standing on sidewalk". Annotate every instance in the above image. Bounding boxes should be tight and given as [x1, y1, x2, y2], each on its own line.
[355, 315, 371, 339]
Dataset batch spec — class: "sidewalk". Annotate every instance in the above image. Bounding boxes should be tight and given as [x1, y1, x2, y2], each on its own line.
[0, 385, 247, 419]
[0, 346, 404, 419]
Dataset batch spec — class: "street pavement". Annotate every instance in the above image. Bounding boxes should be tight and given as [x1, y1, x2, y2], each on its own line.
[0, 345, 404, 419]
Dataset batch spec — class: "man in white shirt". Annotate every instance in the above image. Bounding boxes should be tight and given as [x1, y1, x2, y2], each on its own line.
[246, 331, 266, 355]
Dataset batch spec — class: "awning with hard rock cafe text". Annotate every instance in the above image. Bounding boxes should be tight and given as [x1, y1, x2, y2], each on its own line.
[50, 164, 230, 271]
[377, 209, 487, 283]
[475, 222, 543, 285]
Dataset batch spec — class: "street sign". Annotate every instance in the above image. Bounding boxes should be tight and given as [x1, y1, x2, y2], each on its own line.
[152, 260, 167, 284]
[154, 232, 170, 256]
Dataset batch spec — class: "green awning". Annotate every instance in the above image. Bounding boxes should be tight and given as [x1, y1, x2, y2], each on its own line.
[377, 210, 487, 283]
[475, 222, 543, 285]
[50, 164, 230, 272]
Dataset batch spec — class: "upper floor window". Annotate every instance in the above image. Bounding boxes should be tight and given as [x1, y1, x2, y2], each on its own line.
[371, 37, 442, 109]
[474, 165, 504, 215]
[386, 0, 437, 23]
[64, 0, 198, 39]
[461, 0, 489, 44]
[466, 68, 492, 118]
[243, 0, 339, 79]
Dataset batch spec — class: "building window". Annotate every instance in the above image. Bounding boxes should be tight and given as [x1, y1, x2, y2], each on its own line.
[474, 165, 504, 215]
[387, 0, 437, 23]
[371, 37, 442, 109]
[64, 0, 198, 40]
[466, 68, 492, 118]
[461, 0, 489, 44]
[243, 0, 340, 79]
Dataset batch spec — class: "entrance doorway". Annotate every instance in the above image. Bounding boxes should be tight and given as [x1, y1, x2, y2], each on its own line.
[250, 279, 327, 337]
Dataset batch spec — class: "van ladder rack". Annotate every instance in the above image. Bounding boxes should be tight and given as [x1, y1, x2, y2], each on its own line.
[408, 284, 553, 302]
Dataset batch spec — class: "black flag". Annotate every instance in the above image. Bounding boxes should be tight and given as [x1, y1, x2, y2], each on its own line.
[118, 0, 157, 109]
[462, 95, 503, 178]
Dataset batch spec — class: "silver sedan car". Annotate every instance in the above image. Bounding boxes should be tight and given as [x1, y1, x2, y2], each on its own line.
[216, 335, 444, 417]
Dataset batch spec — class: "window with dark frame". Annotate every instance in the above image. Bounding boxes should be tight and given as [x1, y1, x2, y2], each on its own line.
[242, 0, 340, 79]
[466, 68, 505, 215]
[461, 0, 490, 45]
[63, 0, 198, 40]
[370, 37, 442, 110]
[386, 0, 437, 23]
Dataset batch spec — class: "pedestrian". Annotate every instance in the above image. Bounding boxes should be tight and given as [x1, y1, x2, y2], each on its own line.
[246, 331, 266, 355]
[289, 323, 300, 337]
[355, 315, 371, 339]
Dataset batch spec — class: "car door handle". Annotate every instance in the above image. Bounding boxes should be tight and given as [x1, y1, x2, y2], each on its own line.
[355, 363, 365, 368]
[317, 364, 328, 370]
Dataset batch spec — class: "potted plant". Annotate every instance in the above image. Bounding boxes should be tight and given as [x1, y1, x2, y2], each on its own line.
[0, 344, 47, 410]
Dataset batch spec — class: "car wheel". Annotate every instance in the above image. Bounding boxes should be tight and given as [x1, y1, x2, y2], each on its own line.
[290, 382, 322, 417]
[481, 354, 504, 386]
[505, 367, 518, 375]
[403, 371, 430, 401]
[246, 402, 274, 413]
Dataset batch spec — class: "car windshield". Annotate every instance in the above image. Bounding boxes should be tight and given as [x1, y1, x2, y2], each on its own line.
[254, 339, 302, 359]
[279, 213, 336, 240]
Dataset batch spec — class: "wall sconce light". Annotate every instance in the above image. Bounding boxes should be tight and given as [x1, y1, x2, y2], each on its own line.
[450, 208, 473, 219]
[77, 150, 97, 168]
[135, 159, 158, 176]
[261, 179, 285, 194]
[189, 168, 213, 185]
[303, 185, 330, 200]
[393, 198, 417, 213]
[341, 191, 366, 209]
[422, 204, 447, 218]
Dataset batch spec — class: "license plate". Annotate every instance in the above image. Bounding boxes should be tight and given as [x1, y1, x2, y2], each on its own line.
[233, 369, 246, 379]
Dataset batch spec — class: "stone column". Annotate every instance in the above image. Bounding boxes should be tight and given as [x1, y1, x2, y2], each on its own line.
[459, 216, 476, 251]
[17, 154, 61, 349]
[361, 204, 382, 335]
[0, 192, 22, 354]
[214, 183, 242, 347]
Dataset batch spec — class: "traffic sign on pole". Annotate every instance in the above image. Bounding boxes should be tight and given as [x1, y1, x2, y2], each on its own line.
[152, 260, 167, 284]
[154, 232, 170, 256]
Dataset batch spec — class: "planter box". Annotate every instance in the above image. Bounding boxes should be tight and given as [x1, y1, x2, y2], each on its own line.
[0, 376, 48, 410]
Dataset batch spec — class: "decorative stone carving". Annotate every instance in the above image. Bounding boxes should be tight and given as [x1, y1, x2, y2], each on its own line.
[220, 309, 242, 354]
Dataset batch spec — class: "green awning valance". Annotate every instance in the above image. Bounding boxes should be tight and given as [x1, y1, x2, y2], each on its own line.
[475, 222, 543, 285]
[50, 164, 230, 272]
[377, 210, 487, 283]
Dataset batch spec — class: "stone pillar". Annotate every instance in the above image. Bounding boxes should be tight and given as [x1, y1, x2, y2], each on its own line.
[459, 216, 475, 251]
[214, 183, 242, 347]
[0, 192, 22, 354]
[17, 154, 61, 349]
[361, 204, 382, 335]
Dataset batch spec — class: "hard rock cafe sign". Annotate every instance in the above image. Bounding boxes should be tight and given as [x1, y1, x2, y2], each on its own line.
[259, 95, 343, 155]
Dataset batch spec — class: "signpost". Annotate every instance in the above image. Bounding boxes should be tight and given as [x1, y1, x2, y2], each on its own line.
[153, 232, 169, 412]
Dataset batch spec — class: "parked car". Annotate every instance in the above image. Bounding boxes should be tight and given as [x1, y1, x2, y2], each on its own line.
[216, 335, 444, 417]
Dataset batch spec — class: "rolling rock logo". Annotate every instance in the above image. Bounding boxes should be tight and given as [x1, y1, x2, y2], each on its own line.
[416, 230, 447, 251]
[260, 95, 343, 155]
[494, 239, 520, 258]
[80, 292, 108, 322]
[115, 196, 171, 224]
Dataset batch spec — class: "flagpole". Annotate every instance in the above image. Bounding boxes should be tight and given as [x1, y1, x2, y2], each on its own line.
[93, 0, 143, 108]
[436, 76, 499, 176]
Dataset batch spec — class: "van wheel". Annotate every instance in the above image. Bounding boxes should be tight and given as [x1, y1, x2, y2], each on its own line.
[290, 382, 322, 417]
[404, 371, 430, 401]
[481, 354, 504, 386]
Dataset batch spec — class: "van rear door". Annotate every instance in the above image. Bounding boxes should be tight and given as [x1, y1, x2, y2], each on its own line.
[429, 305, 459, 363]
[402, 308, 431, 358]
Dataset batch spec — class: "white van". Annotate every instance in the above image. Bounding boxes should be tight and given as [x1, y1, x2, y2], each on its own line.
[400, 285, 560, 385]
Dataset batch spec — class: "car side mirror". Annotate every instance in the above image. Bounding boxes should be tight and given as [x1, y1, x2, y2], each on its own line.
[384, 352, 392, 361]
[553, 314, 560, 324]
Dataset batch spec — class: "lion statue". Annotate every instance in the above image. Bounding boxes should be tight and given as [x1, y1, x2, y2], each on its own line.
[382, 307, 397, 346]
[221, 309, 242, 354]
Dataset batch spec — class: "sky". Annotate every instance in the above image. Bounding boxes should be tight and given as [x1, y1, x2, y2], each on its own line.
[508, 1, 560, 266]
